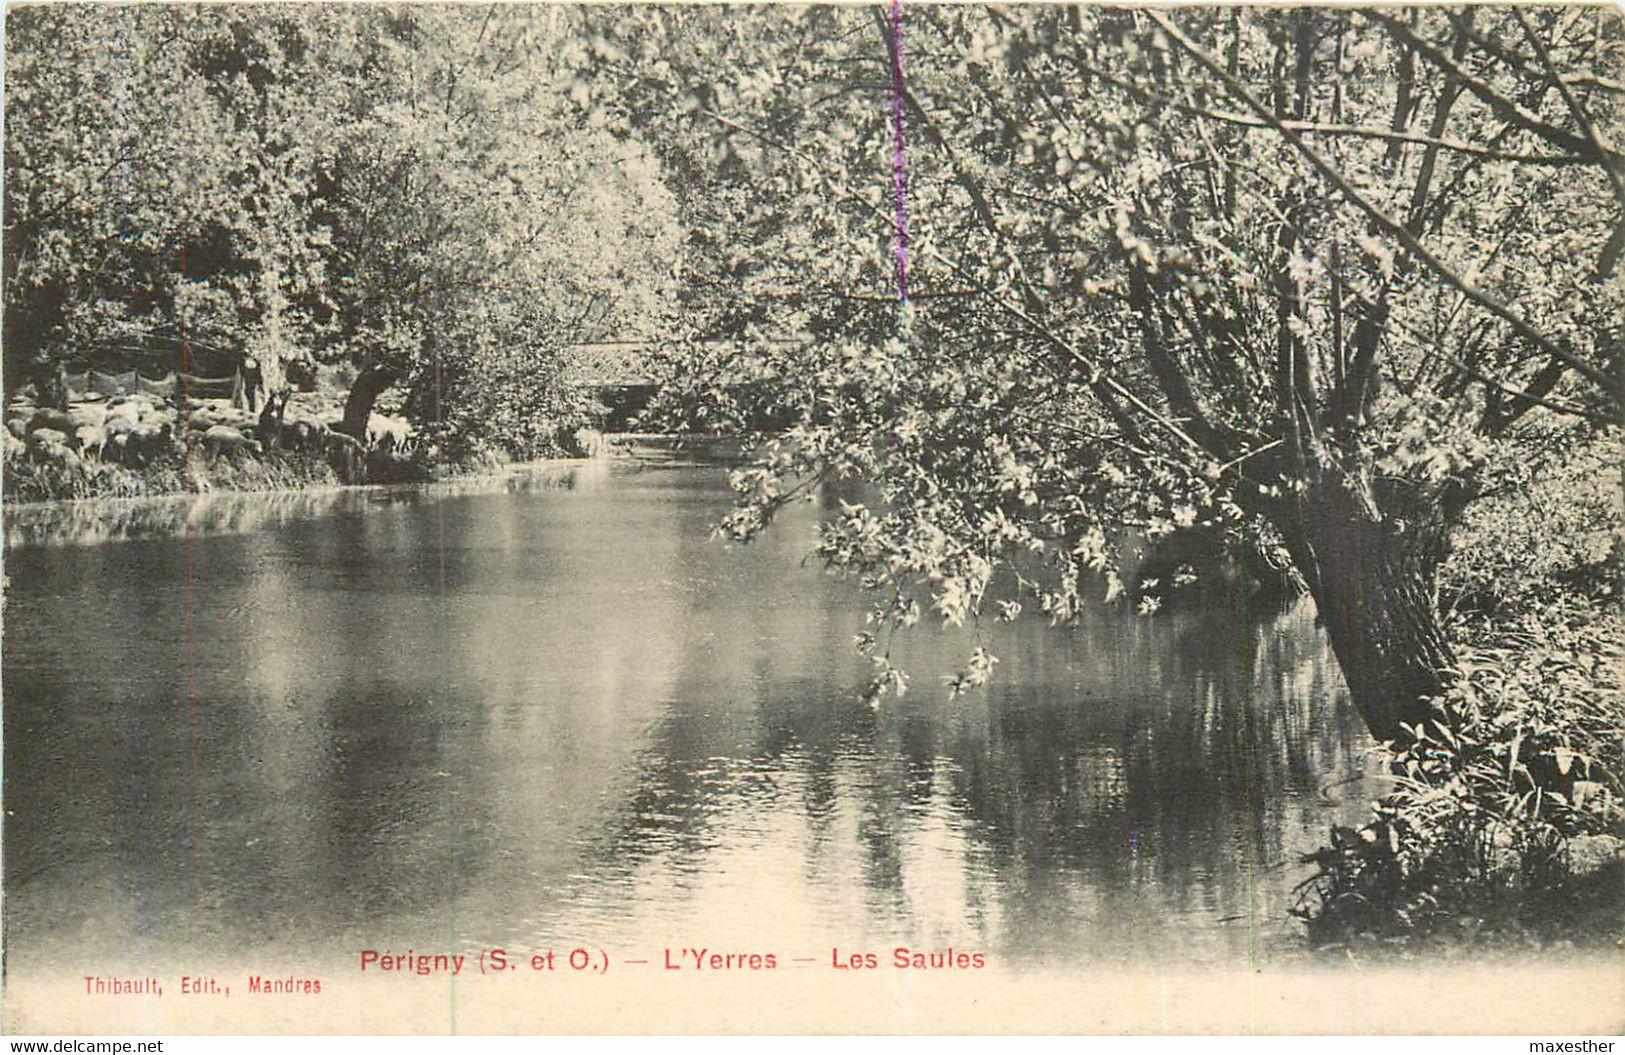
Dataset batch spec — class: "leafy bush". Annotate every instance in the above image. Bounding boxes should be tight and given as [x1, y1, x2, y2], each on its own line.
[634, 334, 785, 436]
[404, 333, 599, 464]
[1440, 429, 1621, 622]
[1295, 609, 1624, 948]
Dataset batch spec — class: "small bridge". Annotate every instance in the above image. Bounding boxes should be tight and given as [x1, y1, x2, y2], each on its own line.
[563, 339, 804, 431]
[562, 341, 662, 388]
[562, 342, 663, 429]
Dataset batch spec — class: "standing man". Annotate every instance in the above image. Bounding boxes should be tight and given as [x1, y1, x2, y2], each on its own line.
[239, 355, 264, 413]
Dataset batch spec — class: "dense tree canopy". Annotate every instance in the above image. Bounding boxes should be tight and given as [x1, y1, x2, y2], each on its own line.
[4, 4, 678, 455]
[578, 5, 1622, 739]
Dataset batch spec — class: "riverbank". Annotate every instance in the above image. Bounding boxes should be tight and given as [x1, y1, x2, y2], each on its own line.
[0, 434, 755, 549]
[1, 395, 602, 506]
[1, 428, 752, 506]
[2, 442, 341, 503]
[2, 378, 418, 502]
[1, 457, 610, 549]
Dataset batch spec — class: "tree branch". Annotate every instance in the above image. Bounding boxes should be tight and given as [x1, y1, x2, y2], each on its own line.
[1362, 10, 1620, 164]
[1123, 262, 1231, 459]
[1149, 8, 1623, 412]
[1511, 7, 1625, 212]
[696, 105, 1215, 461]
[1187, 110, 1588, 167]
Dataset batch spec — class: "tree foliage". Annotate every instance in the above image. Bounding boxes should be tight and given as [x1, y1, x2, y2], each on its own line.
[4, 4, 679, 456]
[584, 5, 1622, 740]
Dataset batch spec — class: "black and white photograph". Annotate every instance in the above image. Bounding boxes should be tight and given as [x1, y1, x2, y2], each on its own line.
[1, 1, 1621, 1037]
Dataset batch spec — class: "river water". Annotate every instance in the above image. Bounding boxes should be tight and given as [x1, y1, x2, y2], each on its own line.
[3, 453, 1377, 981]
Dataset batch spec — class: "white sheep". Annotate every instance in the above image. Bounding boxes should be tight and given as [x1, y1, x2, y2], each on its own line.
[72, 422, 108, 459]
[367, 413, 411, 452]
[66, 402, 108, 431]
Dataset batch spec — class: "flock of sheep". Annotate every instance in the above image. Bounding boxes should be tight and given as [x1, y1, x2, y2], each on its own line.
[3, 383, 413, 484]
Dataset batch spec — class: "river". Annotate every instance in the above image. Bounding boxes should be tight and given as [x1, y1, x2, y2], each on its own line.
[2, 452, 1377, 984]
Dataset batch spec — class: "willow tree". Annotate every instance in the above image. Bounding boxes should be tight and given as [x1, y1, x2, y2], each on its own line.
[585, 5, 1622, 741]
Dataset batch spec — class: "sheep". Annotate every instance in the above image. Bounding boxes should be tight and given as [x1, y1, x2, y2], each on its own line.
[103, 397, 164, 443]
[123, 422, 173, 467]
[367, 413, 411, 453]
[27, 428, 79, 469]
[46, 445, 84, 470]
[282, 419, 328, 453]
[72, 422, 108, 459]
[66, 402, 108, 432]
[104, 401, 143, 432]
[215, 406, 255, 430]
[29, 409, 73, 435]
[105, 414, 139, 441]
[202, 424, 263, 459]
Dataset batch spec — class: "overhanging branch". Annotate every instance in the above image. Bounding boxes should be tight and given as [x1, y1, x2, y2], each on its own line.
[1148, 9, 1624, 413]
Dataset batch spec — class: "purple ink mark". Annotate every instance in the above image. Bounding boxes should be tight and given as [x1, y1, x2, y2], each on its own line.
[889, 0, 908, 302]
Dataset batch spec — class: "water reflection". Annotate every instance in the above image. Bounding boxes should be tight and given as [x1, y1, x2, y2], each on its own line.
[1, 461, 600, 549]
[3, 458, 1375, 979]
